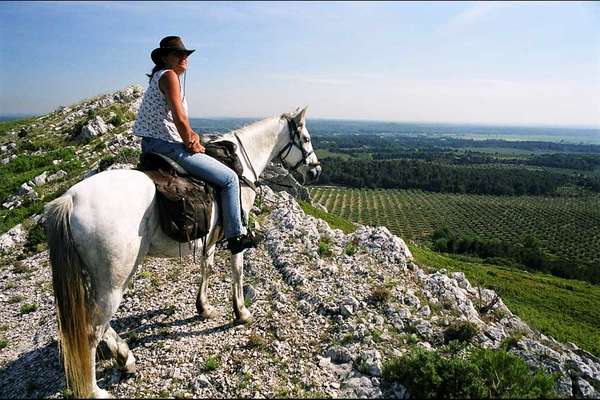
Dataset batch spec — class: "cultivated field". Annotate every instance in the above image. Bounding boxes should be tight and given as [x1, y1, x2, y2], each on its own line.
[309, 187, 600, 265]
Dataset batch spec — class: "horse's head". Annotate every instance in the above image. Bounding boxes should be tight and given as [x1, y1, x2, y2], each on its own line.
[279, 106, 322, 183]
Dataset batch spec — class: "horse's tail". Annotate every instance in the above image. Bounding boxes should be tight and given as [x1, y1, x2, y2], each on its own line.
[45, 194, 93, 398]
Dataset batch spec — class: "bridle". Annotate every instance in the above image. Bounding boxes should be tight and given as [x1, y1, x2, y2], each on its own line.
[276, 117, 321, 172]
[232, 116, 321, 193]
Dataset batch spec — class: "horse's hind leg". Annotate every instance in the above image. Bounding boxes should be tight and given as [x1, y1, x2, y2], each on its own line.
[89, 289, 129, 397]
[196, 245, 218, 319]
[231, 252, 252, 323]
[102, 326, 136, 373]
[89, 326, 111, 398]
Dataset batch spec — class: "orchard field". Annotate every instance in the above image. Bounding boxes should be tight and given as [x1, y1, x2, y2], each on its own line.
[309, 187, 600, 266]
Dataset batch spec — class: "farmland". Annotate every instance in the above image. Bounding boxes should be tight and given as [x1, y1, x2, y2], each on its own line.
[309, 187, 600, 267]
[299, 196, 600, 357]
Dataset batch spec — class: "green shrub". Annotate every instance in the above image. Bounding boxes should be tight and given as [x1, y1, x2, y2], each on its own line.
[246, 333, 268, 350]
[24, 223, 47, 254]
[371, 285, 391, 303]
[443, 321, 479, 344]
[202, 355, 221, 372]
[12, 261, 29, 274]
[500, 332, 524, 350]
[318, 241, 332, 257]
[98, 156, 115, 172]
[20, 303, 38, 315]
[0, 339, 7, 350]
[94, 141, 106, 151]
[382, 346, 557, 399]
[108, 104, 135, 127]
[344, 243, 357, 256]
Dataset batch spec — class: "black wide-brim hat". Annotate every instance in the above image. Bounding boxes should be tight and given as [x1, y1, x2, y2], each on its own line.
[151, 36, 195, 65]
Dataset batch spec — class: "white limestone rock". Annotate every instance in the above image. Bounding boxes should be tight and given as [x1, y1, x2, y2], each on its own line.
[0, 224, 26, 253]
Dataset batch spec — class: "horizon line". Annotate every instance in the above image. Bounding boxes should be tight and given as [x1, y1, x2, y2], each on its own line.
[2, 113, 599, 131]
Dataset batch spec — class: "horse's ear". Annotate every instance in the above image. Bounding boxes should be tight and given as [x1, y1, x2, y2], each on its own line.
[294, 106, 308, 124]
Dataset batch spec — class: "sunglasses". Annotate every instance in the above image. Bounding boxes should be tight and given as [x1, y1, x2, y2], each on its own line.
[170, 51, 190, 59]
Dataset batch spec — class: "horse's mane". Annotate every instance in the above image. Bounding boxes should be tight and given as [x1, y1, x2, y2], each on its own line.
[206, 116, 281, 143]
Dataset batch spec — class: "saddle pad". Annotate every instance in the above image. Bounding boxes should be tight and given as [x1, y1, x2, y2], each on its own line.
[142, 169, 215, 243]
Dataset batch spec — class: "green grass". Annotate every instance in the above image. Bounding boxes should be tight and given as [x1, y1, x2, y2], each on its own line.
[298, 199, 357, 234]
[410, 244, 600, 357]
[309, 187, 600, 266]
[0, 117, 39, 137]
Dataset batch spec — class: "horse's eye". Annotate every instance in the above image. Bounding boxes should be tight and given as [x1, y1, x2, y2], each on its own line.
[303, 136, 310, 143]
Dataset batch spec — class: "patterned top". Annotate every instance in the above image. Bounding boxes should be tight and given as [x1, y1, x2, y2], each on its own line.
[132, 69, 188, 143]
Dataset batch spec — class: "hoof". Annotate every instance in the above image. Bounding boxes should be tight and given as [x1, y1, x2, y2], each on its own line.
[123, 352, 136, 374]
[235, 308, 253, 324]
[199, 305, 218, 320]
[92, 387, 112, 399]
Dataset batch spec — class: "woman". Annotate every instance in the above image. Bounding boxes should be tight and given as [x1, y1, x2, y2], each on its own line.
[133, 36, 256, 254]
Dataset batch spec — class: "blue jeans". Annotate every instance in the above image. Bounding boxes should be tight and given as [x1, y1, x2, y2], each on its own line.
[141, 136, 244, 239]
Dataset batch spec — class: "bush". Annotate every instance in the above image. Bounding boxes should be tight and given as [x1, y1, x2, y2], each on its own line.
[443, 321, 479, 344]
[98, 156, 115, 172]
[318, 241, 332, 257]
[202, 356, 221, 372]
[382, 346, 557, 399]
[24, 223, 46, 254]
[344, 243, 357, 256]
[371, 286, 391, 303]
[20, 303, 38, 315]
[108, 104, 135, 127]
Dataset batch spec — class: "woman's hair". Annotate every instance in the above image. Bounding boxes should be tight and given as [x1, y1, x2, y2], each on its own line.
[146, 63, 166, 82]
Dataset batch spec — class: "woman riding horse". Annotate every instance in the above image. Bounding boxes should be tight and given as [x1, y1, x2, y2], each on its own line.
[133, 35, 256, 254]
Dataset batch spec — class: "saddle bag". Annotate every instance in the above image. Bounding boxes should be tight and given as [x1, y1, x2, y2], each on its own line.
[137, 153, 215, 243]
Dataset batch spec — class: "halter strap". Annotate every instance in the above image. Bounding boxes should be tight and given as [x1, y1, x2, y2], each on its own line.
[277, 118, 320, 172]
[233, 131, 259, 184]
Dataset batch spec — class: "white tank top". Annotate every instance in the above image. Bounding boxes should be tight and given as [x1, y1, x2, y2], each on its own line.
[132, 69, 188, 143]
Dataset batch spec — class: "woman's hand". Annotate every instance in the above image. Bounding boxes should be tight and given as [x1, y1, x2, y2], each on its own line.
[187, 132, 205, 153]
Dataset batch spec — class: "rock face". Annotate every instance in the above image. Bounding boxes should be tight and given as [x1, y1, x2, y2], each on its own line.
[260, 162, 311, 202]
[0, 224, 26, 253]
[0, 186, 598, 399]
[80, 115, 110, 140]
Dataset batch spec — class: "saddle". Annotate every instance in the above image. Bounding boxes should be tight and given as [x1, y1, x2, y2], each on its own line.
[136, 140, 245, 243]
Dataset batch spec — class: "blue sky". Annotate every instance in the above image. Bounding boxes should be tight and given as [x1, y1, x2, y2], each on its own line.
[1, 1, 599, 127]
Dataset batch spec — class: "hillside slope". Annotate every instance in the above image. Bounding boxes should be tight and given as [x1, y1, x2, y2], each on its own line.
[0, 87, 599, 398]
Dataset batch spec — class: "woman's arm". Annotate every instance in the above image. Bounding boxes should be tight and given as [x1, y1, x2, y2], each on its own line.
[159, 70, 205, 153]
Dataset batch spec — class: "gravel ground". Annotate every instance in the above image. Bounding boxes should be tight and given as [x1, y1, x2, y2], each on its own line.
[1, 186, 599, 399]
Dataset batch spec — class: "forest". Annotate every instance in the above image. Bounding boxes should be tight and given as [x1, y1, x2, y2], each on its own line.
[311, 134, 600, 196]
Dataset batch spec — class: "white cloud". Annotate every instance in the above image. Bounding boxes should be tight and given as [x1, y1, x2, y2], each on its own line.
[436, 1, 513, 36]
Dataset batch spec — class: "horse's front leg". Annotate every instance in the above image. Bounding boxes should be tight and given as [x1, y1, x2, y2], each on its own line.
[231, 251, 252, 323]
[196, 245, 218, 319]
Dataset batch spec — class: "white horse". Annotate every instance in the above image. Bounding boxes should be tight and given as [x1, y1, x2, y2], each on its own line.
[44, 106, 321, 398]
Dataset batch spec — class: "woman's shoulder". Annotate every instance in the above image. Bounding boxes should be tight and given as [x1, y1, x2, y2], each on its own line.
[152, 69, 174, 84]
[157, 69, 176, 80]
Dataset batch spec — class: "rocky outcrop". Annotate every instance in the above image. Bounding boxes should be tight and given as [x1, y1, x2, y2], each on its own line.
[260, 162, 310, 202]
[0, 224, 26, 254]
[79, 116, 111, 140]
[0, 186, 598, 398]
